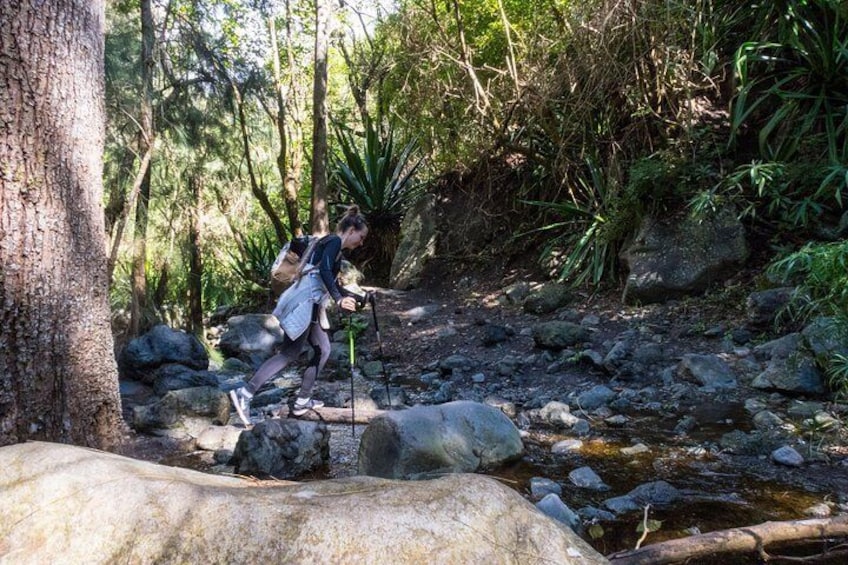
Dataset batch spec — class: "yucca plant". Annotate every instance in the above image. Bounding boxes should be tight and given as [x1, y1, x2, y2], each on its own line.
[225, 230, 278, 308]
[729, 0, 848, 225]
[520, 157, 621, 289]
[331, 118, 424, 284]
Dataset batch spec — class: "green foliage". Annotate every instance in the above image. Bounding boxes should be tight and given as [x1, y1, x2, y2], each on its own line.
[731, 0, 848, 163]
[766, 239, 848, 320]
[225, 230, 278, 308]
[331, 118, 424, 283]
[825, 353, 848, 397]
[713, 0, 848, 231]
[521, 158, 621, 289]
[332, 118, 424, 221]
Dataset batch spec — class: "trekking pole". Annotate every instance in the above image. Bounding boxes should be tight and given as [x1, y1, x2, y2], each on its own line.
[368, 292, 392, 410]
[347, 313, 356, 438]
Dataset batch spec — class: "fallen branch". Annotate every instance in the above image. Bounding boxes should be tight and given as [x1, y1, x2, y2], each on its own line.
[281, 406, 386, 425]
[607, 514, 848, 565]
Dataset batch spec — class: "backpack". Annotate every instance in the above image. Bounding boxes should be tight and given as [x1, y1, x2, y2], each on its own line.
[270, 235, 318, 297]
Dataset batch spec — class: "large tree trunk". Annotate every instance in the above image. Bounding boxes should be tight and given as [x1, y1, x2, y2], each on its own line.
[130, 0, 156, 338]
[310, 0, 331, 234]
[0, 0, 125, 449]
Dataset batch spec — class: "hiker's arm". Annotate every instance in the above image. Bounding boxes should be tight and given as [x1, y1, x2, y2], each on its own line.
[317, 236, 344, 302]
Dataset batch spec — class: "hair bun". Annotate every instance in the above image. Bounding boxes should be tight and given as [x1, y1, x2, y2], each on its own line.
[347, 205, 360, 216]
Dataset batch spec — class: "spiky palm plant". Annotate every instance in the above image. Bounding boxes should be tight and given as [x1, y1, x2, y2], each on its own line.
[332, 118, 423, 284]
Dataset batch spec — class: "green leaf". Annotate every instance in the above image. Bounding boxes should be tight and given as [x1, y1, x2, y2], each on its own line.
[588, 524, 605, 540]
[636, 519, 663, 533]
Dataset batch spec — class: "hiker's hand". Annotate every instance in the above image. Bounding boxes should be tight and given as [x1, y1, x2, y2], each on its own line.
[338, 296, 357, 312]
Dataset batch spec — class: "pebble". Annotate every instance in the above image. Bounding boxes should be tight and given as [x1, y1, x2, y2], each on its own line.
[620, 443, 650, 456]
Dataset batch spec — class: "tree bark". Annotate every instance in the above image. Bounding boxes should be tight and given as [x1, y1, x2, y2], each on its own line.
[269, 12, 304, 240]
[187, 171, 203, 337]
[130, 0, 156, 338]
[0, 0, 125, 448]
[310, 0, 331, 234]
[232, 79, 288, 245]
[607, 514, 848, 565]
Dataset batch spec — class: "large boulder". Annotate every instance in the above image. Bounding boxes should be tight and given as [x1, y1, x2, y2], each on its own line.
[621, 208, 748, 304]
[131, 386, 230, 433]
[750, 327, 828, 396]
[0, 442, 607, 565]
[390, 194, 438, 289]
[231, 419, 330, 479]
[358, 401, 524, 479]
[118, 324, 208, 382]
[217, 314, 286, 367]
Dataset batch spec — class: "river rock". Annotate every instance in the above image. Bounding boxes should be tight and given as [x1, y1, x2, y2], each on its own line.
[536, 494, 582, 533]
[621, 207, 748, 304]
[397, 303, 440, 324]
[552, 439, 584, 453]
[746, 287, 794, 327]
[523, 283, 572, 314]
[802, 316, 848, 359]
[231, 418, 329, 479]
[771, 445, 804, 467]
[152, 364, 220, 396]
[0, 442, 607, 565]
[676, 354, 737, 389]
[217, 314, 286, 367]
[753, 332, 803, 361]
[503, 281, 532, 304]
[195, 425, 244, 453]
[530, 476, 562, 500]
[118, 324, 209, 382]
[132, 386, 230, 432]
[568, 466, 610, 491]
[603, 495, 642, 514]
[752, 355, 826, 395]
[577, 385, 616, 410]
[483, 323, 514, 346]
[532, 321, 591, 350]
[358, 401, 524, 479]
[535, 401, 582, 428]
[628, 480, 681, 505]
[439, 354, 475, 374]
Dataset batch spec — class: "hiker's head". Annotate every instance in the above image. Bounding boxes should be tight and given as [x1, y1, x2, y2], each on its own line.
[337, 205, 368, 249]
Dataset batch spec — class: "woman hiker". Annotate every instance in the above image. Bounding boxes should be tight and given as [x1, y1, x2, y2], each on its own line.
[229, 205, 369, 425]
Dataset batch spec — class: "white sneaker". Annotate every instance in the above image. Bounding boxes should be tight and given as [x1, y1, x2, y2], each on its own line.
[292, 397, 324, 416]
[228, 387, 253, 426]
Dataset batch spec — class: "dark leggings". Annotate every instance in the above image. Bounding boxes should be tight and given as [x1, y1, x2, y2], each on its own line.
[245, 305, 331, 397]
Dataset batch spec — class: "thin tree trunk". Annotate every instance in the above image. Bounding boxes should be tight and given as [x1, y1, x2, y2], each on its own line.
[107, 141, 154, 284]
[130, 0, 156, 338]
[269, 12, 303, 240]
[187, 171, 203, 336]
[310, 0, 331, 234]
[232, 80, 288, 244]
[285, 0, 306, 234]
[0, 0, 125, 449]
[449, 0, 490, 117]
[104, 146, 138, 236]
